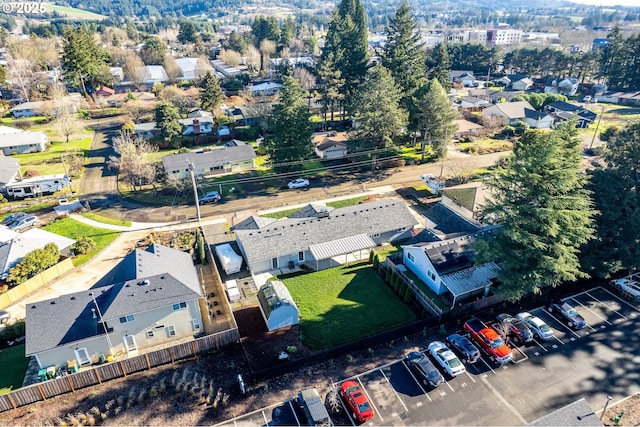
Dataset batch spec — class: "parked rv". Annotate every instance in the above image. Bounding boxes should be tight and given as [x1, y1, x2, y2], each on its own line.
[5, 175, 70, 198]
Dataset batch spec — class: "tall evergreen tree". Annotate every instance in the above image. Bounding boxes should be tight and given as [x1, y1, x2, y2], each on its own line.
[61, 26, 112, 94]
[581, 122, 640, 278]
[476, 121, 595, 301]
[264, 76, 313, 172]
[351, 65, 407, 149]
[411, 78, 458, 161]
[154, 102, 182, 141]
[427, 43, 452, 90]
[317, 51, 345, 129]
[199, 71, 223, 112]
[381, 0, 426, 107]
[319, 0, 368, 115]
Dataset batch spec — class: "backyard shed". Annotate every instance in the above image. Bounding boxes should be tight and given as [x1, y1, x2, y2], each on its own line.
[215, 243, 243, 275]
[257, 281, 299, 331]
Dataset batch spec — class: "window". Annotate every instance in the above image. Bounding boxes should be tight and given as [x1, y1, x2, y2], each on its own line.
[271, 257, 278, 269]
[146, 330, 155, 338]
[191, 319, 201, 331]
[407, 253, 415, 263]
[75, 348, 91, 365]
[298, 251, 304, 262]
[166, 325, 176, 337]
[172, 302, 187, 311]
[427, 270, 436, 281]
[119, 314, 135, 324]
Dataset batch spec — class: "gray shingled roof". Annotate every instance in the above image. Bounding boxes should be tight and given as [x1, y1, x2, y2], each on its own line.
[162, 145, 256, 173]
[233, 215, 277, 230]
[288, 204, 333, 219]
[527, 398, 603, 426]
[0, 156, 20, 186]
[235, 199, 418, 265]
[25, 273, 200, 355]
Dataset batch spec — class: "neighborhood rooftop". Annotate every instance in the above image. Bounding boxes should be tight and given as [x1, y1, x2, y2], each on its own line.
[161, 146, 257, 173]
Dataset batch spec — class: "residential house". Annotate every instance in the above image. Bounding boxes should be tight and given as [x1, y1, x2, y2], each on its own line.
[458, 96, 491, 109]
[489, 90, 524, 103]
[25, 244, 204, 370]
[511, 77, 534, 91]
[179, 117, 214, 135]
[523, 108, 554, 129]
[10, 101, 44, 118]
[162, 144, 257, 179]
[481, 100, 536, 126]
[597, 90, 640, 106]
[449, 71, 476, 87]
[0, 127, 48, 155]
[139, 65, 169, 85]
[545, 100, 597, 128]
[467, 88, 500, 101]
[0, 228, 75, 280]
[210, 59, 242, 79]
[313, 131, 348, 160]
[269, 57, 315, 70]
[175, 57, 213, 80]
[249, 82, 283, 97]
[94, 86, 115, 97]
[453, 119, 484, 138]
[109, 67, 124, 82]
[401, 232, 500, 308]
[10, 95, 83, 118]
[233, 199, 418, 274]
[98, 91, 156, 108]
[544, 77, 579, 97]
[0, 156, 20, 191]
[228, 104, 272, 126]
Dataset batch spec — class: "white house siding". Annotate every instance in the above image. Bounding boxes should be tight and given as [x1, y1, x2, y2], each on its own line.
[266, 305, 299, 331]
[402, 246, 447, 295]
[230, 159, 256, 173]
[35, 336, 112, 370]
[525, 116, 554, 129]
[0, 143, 45, 156]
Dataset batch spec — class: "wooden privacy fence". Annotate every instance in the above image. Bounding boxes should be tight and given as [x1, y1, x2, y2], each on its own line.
[0, 328, 239, 413]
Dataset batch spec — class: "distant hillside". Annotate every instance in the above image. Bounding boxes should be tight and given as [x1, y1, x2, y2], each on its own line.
[63, 0, 243, 19]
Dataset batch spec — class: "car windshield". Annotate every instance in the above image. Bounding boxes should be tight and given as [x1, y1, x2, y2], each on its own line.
[428, 370, 441, 380]
[540, 324, 551, 332]
[358, 402, 371, 412]
[491, 338, 505, 348]
[567, 309, 578, 317]
[448, 357, 462, 368]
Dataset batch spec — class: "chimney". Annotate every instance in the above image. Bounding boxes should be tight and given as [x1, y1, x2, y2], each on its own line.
[193, 119, 200, 134]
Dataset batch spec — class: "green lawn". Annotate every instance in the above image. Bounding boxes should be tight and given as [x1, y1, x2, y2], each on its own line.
[262, 207, 302, 219]
[326, 196, 367, 209]
[0, 344, 29, 395]
[44, 4, 106, 19]
[43, 218, 121, 266]
[282, 263, 415, 349]
[81, 212, 132, 227]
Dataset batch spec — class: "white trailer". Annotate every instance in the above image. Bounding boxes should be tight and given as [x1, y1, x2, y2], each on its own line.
[215, 243, 243, 275]
[5, 174, 71, 198]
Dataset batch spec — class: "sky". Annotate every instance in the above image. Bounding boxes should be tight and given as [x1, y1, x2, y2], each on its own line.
[568, 0, 640, 6]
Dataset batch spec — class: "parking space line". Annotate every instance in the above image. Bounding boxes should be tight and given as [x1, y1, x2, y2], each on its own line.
[464, 370, 476, 383]
[531, 338, 548, 352]
[338, 395, 356, 426]
[480, 376, 527, 424]
[600, 286, 640, 313]
[479, 356, 497, 374]
[541, 308, 582, 338]
[233, 420, 237, 427]
[569, 297, 612, 326]
[586, 291, 628, 320]
[443, 377, 455, 392]
[553, 335, 565, 345]
[356, 377, 384, 423]
[214, 399, 292, 426]
[261, 410, 269, 425]
[379, 368, 409, 412]
[401, 360, 432, 401]
[288, 400, 302, 426]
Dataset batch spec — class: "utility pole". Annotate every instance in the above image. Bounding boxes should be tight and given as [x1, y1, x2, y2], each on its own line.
[589, 105, 605, 150]
[188, 159, 201, 222]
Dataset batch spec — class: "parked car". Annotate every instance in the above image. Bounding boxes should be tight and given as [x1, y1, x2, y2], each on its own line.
[613, 277, 640, 300]
[297, 388, 331, 426]
[548, 302, 587, 329]
[445, 333, 480, 364]
[427, 341, 466, 377]
[199, 191, 221, 204]
[1, 212, 27, 226]
[0, 310, 10, 325]
[288, 178, 310, 189]
[516, 312, 555, 340]
[406, 351, 444, 388]
[496, 313, 533, 343]
[8, 215, 37, 232]
[339, 380, 374, 423]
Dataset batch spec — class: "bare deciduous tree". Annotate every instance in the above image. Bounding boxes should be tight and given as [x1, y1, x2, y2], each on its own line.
[122, 100, 153, 123]
[164, 54, 182, 80]
[245, 45, 261, 72]
[447, 156, 481, 184]
[259, 39, 276, 74]
[480, 114, 504, 133]
[218, 49, 241, 67]
[293, 67, 316, 106]
[54, 112, 84, 148]
[107, 134, 159, 192]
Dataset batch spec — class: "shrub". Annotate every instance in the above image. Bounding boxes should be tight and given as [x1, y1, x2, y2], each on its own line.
[7, 243, 60, 285]
[0, 320, 25, 342]
[372, 253, 380, 269]
[14, 119, 32, 130]
[196, 231, 207, 265]
[286, 345, 297, 353]
[368, 249, 375, 264]
[72, 237, 97, 255]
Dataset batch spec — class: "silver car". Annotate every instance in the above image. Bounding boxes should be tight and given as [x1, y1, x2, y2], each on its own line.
[517, 312, 555, 340]
[9, 215, 37, 232]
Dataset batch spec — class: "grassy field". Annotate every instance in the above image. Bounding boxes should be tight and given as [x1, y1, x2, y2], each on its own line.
[43, 218, 121, 266]
[0, 344, 29, 395]
[81, 212, 132, 227]
[325, 196, 367, 209]
[282, 263, 415, 349]
[44, 4, 106, 19]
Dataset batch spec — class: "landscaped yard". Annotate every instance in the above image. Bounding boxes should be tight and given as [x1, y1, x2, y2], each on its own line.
[43, 218, 121, 265]
[282, 263, 415, 350]
[0, 344, 29, 395]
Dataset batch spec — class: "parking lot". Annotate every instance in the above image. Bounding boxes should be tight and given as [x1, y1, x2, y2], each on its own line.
[216, 286, 640, 426]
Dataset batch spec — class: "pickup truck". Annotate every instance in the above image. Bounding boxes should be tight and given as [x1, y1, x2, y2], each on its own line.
[464, 318, 512, 364]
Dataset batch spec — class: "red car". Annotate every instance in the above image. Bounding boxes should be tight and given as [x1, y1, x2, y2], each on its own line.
[340, 380, 374, 422]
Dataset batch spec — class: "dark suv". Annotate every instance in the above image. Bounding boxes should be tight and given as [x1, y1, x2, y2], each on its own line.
[406, 351, 444, 388]
[497, 313, 533, 343]
[445, 333, 481, 363]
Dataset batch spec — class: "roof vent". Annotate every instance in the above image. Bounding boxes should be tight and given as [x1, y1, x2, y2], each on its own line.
[138, 280, 150, 286]
[50, 301, 56, 304]
[70, 296, 76, 300]
[31, 305, 36, 309]
[161, 275, 165, 279]
[91, 308, 97, 319]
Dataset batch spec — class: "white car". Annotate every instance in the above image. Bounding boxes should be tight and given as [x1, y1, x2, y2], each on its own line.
[428, 341, 466, 377]
[287, 178, 310, 189]
[614, 278, 640, 299]
[516, 312, 555, 341]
